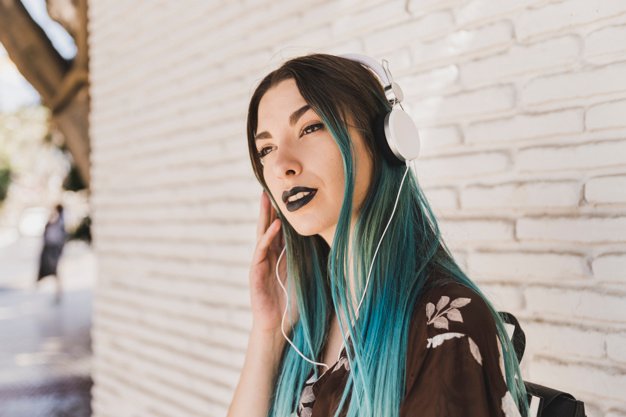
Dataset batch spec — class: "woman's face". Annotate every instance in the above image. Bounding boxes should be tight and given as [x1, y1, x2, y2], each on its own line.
[255, 78, 373, 245]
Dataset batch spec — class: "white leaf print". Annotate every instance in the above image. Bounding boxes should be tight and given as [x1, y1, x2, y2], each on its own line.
[426, 302, 435, 321]
[501, 391, 522, 417]
[427, 294, 471, 329]
[433, 316, 449, 329]
[300, 385, 315, 403]
[446, 308, 463, 322]
[301, 406, 313, 417]
[468, 336, 482, 365]
[450, 297, 472, 308]
[426, 332, 465, 348]
[436, 295, 450, 311]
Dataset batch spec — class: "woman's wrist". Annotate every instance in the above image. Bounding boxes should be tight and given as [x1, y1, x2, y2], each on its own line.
[250, 326, 286, 353]
[247, 326, 287, 378]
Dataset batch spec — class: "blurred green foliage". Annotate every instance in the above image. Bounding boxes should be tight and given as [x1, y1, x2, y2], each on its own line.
[0, 153, 11, 202]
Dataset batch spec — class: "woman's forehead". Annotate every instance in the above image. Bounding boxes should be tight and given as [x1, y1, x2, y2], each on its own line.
[259, 80, 304, 114]
[257, 80, 312, 129]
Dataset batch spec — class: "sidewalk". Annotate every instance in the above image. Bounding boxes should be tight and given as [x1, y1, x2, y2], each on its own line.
[0, 236, 95, 417]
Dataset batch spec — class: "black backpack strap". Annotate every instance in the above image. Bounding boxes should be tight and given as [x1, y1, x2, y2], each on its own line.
[499, 311, 526, 363]
[497, 312, 588, 417]
[525, 381, 587, 417]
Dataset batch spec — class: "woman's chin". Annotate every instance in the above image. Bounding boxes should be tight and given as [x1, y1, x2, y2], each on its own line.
[289, 221, 327, 237]
[292, 226, 320, 237]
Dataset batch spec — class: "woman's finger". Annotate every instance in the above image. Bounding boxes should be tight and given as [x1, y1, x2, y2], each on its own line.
[252, 218, 281, 264]
[256, 191, 270, 240]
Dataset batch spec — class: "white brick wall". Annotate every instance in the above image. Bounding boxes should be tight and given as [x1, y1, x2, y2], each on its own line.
[88, 1, 626, 416]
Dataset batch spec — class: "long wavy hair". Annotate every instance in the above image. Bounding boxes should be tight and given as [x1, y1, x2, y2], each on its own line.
[246, 53, 529, 417]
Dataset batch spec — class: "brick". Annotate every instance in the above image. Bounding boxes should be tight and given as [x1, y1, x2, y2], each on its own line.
[410, 85, 515, 124]
[96, 221, 256, 245]
[97, 350, 223, 413]
[467, 251, 587, 281]
[417, 125, 462, 150]
[412, 21, 513, 67]
[415, 151, 510, 182]
[585, 24, 626, 64]
[516, 140, 626, 172]
[439, 219, 514, 244]
[93, 370, 207, 417]
[422, 186, 458, 210]
[461, 36, 580, 87]
[517, 216, 626, 243]
[382, 48, 414, 73]
[607, 411, 626, 417]
[607, 333, 626, 363]
[94, 199, 258, 224]
[466, 108, 584, 144]
[525, 286, 626, 322]
[529, 357, 626, 402]
[407, 0, 466, 16]
[332, 1, 412, 38]
[476, 284, 525, 311]
[462, 180, 580, 209]
[522, 62, 626, 107]
[515, 0, 626, 42]
[585, 175, 626, 204]
[454, 0, 540, 28]
[451, 250, 468, 271]
[586, 99, 626, 130]
[523, 321, 605, 360]
[94, 307, 247, 370]
[364, 11, 454, 55]
[401, 65, 459, 98]
[592, 253, 626, 282]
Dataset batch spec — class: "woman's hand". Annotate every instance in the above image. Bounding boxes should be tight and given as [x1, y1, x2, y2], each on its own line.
[248, 191, 299, 337]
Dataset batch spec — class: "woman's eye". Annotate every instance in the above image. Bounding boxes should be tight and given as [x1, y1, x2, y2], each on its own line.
[257, 146, 273, 159]
[300, 123, 324, 137]
[257, 123, 323, 162]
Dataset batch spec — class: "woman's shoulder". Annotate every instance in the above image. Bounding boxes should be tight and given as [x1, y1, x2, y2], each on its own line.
[404, 273, 505, 380]
[402, 274, 514, 416]
[412, 276, 500, 347]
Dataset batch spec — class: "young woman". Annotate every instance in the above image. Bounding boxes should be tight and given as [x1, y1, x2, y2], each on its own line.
[227, 53, 529, 417]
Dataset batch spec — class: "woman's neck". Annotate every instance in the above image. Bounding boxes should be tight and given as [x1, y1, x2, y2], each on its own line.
[320, 218, 361, 321]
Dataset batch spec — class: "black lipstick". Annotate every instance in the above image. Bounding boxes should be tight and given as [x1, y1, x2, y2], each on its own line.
[283, 187, 317, 212]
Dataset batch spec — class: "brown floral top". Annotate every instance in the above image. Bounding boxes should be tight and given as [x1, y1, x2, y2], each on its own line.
[296, 282, 522, 417]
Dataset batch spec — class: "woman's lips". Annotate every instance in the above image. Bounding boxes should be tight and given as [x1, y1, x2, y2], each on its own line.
[286, 189, 317, 212]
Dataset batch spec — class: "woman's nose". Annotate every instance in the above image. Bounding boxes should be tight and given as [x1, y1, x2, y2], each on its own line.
[272, 147, 302, 179]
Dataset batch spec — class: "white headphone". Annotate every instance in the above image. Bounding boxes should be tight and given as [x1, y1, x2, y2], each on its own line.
[341, 53, 421, 164]
[274, 53, 420, 376]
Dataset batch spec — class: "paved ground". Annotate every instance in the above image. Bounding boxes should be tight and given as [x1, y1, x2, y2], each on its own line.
[0, 234, 95, 417]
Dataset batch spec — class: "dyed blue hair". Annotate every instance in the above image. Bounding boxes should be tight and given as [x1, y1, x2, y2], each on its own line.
[246, 53, 529, 417]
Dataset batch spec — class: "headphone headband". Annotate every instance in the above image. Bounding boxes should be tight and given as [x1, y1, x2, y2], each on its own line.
[340, 53, 405, 105]
[340, 53, 391, 86]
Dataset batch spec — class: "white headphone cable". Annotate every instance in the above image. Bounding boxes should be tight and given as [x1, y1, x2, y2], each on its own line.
[274, 163, 411, 372]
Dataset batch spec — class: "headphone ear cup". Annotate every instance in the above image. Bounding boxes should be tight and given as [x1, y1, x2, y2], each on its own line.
[372, 111, 405, 166]
[384, 108, 421, 162]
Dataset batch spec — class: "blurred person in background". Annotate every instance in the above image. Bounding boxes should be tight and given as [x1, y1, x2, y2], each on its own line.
[35, 203, 66, 303]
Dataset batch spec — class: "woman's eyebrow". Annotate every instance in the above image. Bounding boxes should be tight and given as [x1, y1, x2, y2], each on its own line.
[255, 104, 311, 141]
[289, 104, 311, 126]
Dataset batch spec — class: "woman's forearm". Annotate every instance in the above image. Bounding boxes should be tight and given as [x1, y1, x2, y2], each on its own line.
[227, 327, 286, 417]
